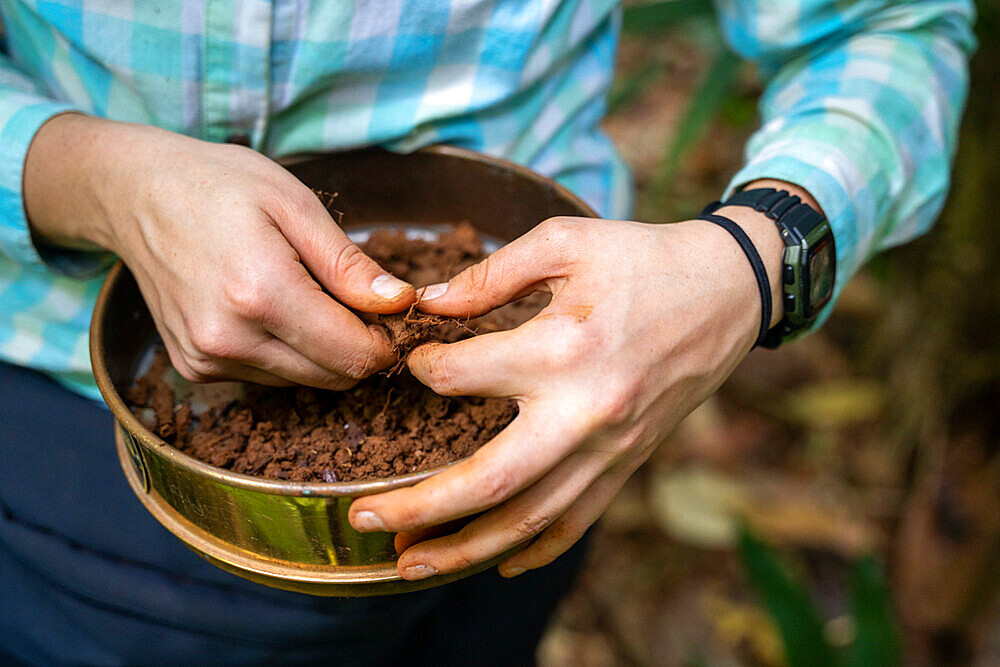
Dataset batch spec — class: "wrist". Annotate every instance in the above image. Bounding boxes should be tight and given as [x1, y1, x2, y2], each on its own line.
[713, 179, 825, 330]
[710, 203, 785, 329]
[25, 114, 145, 253]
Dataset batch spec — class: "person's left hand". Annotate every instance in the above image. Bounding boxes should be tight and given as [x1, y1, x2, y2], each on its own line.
[348, 209, 785, 580]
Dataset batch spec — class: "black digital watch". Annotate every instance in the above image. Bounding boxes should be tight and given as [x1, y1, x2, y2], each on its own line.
[703, 188, 836, 348]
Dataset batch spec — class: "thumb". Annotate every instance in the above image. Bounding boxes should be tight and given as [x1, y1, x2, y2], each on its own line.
[417, 217, 579, 318]
[276, 190, 415, 314]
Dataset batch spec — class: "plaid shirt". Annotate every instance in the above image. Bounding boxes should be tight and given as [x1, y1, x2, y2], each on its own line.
[0, 1, 975, 399]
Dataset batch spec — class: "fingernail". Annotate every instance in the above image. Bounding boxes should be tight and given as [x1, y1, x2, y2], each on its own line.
[353, 510, 387, 531]
[418, 282, 448, 302]
[502, 566, 526, 578]
[402, 564, 438, 580]
[371, 274, 410, 300]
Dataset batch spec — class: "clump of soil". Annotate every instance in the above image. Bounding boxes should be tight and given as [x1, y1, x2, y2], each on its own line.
[375, 307, 473, 372]
[127, 223, 544, 482]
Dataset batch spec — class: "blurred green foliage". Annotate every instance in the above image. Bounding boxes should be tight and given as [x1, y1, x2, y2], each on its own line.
[648, 50, 741, 207]
[741, 530, 901, 667]
[621, 0, 714, 33]
[618, 2, 746, 211]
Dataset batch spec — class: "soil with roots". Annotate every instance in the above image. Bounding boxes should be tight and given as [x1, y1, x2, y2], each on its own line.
[127, 223, 544, 482]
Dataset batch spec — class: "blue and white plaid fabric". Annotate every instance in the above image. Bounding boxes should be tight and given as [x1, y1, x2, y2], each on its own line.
[0, 0, 975, 398]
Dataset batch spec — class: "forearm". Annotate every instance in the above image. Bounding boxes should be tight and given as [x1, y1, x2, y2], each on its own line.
[24, 113, 152, 253]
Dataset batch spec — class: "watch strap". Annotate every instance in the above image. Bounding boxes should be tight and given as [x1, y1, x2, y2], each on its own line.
[711, 188, 833, 349]
[760, 318, 790, 349]
[724, 188, 826, 241]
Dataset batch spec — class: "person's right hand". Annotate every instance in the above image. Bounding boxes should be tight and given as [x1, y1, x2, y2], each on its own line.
[25, 114, 414, 388]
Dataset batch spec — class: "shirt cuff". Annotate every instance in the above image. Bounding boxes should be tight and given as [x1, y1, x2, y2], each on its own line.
[725, 148, 863, 331]
[0, 99, 112, 278]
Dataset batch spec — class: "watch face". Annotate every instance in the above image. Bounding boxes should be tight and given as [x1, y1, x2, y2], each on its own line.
[808, 238, 835, 312]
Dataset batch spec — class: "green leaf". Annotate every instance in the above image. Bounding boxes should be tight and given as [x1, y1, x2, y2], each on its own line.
[739, 529, 837, 667]
[622, 0, 716, 34]
[683, 653, 709, 667]
[847, 555, 901, 667]
[721, 93, 758, 129]
[607, 60, 665, 114]
[647, 49, 742, 204]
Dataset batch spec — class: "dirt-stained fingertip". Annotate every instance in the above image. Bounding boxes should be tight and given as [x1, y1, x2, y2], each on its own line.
[371, 273, 413, 301]
[366, 323, 400, 368]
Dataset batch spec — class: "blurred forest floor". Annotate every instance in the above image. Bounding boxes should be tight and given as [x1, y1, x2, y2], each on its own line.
[539, 3, 999, 666]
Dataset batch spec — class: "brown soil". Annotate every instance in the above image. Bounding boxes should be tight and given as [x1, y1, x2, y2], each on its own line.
[375, 307, 473, 373]
[127, 223, 544, 482]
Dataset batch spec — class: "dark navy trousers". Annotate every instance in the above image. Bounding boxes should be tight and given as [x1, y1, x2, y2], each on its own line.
[0, 362, 585, 665]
